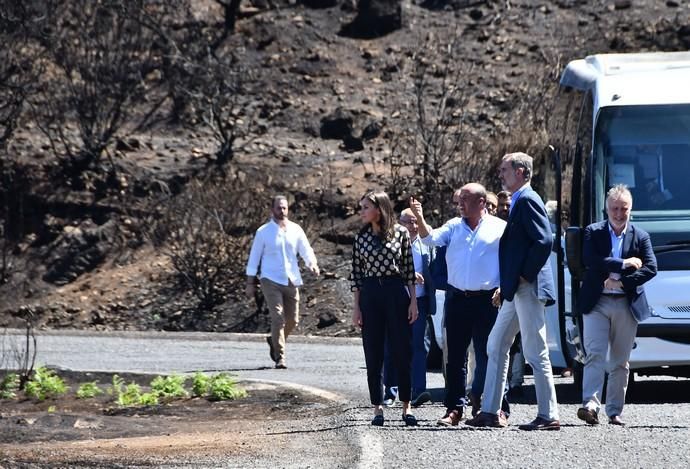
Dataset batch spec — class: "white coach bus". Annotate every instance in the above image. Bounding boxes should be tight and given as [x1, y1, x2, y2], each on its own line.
[547, 51, 690, 388]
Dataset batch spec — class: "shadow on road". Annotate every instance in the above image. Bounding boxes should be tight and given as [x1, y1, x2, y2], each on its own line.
[627, 378, 690, 404]
[425, 377, 690, 406]
[506, 377, 690, 405]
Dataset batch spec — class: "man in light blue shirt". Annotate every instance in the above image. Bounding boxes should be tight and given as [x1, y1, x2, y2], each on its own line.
[577, 185, 656, 426]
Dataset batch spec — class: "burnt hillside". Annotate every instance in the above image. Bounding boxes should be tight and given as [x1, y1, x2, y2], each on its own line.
[1, 0, 688, 335]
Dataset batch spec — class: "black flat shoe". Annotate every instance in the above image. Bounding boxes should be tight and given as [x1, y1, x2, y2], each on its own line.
[371, 414, 384, 426]
[402, 413, 418, 426]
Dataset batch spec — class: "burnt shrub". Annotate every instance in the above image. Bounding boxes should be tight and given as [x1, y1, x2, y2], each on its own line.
[150, 173, 264, 314]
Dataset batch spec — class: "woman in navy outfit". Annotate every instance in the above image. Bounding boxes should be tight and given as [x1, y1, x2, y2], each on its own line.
[350, 191, 418, 426]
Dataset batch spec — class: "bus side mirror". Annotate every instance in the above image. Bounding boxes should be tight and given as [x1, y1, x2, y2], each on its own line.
[565, 226, 585, 280]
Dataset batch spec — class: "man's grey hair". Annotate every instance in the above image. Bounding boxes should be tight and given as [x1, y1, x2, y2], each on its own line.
[400, 207, 415, 219]
[271, 195, 288, 207]
[606, 184, 632, 205]
[503, 152, 533, 180]
[545, 200, 557, 224]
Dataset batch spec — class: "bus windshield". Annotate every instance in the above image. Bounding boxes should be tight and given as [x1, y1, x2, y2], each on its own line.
[593, 104, 690, 220]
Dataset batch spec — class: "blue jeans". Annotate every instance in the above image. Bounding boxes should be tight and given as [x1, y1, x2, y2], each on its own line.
[384, 296, 429, 398]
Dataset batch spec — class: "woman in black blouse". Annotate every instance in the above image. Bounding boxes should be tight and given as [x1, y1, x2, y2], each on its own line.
[351, 191, 418, 426]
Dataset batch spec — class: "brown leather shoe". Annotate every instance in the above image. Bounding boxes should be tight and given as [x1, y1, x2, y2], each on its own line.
[465, 411, 507, 428]
[608, 415, 625, 426]
[437, 409, 462, 427]
[498, 410, 508, 427]
[577, 407, 600, 425]
[518, 417, 560, 431]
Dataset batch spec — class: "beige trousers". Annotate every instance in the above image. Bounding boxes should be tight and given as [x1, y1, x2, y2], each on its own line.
[260, 278, 299, 364]
[582, 295, 637, 417]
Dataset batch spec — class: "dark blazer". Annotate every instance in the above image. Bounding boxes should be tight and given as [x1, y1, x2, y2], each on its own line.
[429, 245, 447, 292]
[418, 242, 437, 316]
[579, 220, 657, 322]
[499, 186, 556, 303]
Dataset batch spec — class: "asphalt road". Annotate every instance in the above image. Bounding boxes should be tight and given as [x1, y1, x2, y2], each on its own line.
[4, 329, 690, 468]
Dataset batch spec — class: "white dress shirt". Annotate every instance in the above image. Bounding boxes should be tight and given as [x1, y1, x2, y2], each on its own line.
[246, 219, 317, 287]
[422, 214, 506, 291]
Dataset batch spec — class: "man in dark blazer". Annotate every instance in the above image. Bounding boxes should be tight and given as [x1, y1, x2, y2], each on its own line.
[467, 152, 559, 431]
[577, 185, 657, 427]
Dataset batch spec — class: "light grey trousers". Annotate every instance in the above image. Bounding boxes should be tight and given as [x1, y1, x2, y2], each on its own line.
[582, 295, 637, 417]
[482, 281, 559, 420]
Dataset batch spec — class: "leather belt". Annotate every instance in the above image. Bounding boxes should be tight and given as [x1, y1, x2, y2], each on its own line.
[448, 285, 496, 297]
[363, 276, 404, 286]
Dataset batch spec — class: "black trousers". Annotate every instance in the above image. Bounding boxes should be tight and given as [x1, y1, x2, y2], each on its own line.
[444, 287, 498, 411]
[360, 277, 412, 405]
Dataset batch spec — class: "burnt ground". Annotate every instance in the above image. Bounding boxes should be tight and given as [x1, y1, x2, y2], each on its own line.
[0, 0, 689, 463]
[2, 0, 689, 336]
[0, 370, 342, 466]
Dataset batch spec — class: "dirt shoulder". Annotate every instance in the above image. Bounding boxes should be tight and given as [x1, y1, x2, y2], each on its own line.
[0, 371, 346, 467]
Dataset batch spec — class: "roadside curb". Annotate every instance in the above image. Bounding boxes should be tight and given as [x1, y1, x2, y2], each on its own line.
[239, 378, 347, 404]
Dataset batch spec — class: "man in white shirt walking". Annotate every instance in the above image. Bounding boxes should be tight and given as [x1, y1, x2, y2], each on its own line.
[246, 196, 319, 369]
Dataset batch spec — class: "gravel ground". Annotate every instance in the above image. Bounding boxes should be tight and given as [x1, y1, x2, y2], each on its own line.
[344, 396, 690, 469]
[343, 368, 690, 469]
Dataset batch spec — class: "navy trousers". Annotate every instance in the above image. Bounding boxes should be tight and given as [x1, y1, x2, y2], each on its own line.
[383, 297, 429, 398]
[443, 287, 498, 411]
[360, 277, 412, 405]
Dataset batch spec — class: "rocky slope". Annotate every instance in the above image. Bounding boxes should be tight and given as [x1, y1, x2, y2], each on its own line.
[1, 0, 688, 336]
